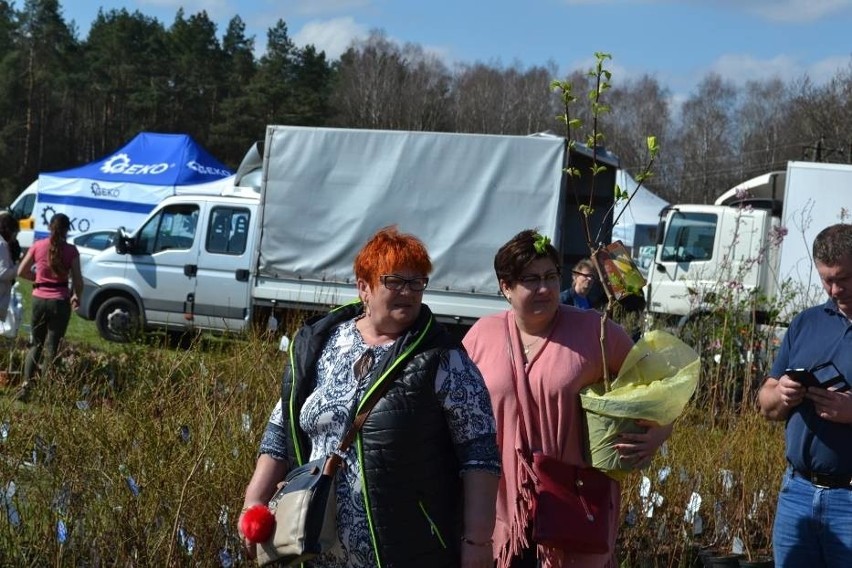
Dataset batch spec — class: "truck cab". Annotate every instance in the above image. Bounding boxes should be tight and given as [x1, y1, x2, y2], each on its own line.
[78, 189, 259, 341]
[6, 181, 37, 251]
[646, 203, 779, 327]
[646, 170, 787, 329]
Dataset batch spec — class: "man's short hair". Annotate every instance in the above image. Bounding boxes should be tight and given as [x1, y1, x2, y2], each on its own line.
[813, 223, 852, 265]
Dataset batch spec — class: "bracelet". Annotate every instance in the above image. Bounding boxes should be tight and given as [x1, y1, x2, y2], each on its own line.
[461, 536, 492, 546]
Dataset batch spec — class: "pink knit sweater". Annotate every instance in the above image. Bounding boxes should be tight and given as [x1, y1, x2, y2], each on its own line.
[463, 305, 633, 568]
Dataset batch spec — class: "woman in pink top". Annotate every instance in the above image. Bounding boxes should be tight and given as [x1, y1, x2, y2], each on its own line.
[463, 229, 672, 568]
[15, 213, 82, 401]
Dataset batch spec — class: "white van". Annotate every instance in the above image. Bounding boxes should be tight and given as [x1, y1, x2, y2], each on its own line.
[78, 188, 259, 341]
[6, 181, 37, 250]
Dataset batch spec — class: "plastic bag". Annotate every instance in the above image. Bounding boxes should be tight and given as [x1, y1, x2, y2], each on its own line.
[580, 330, 699, 480]
[0, 283, 23, 339]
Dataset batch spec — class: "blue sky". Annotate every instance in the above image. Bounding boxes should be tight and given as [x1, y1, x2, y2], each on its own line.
[64, 0, 852, 100]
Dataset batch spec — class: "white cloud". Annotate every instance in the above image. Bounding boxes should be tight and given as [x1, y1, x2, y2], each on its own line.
[292, 0, 372, 18]
[138, 0, 229, 15]
[809, 55, 852, 82]
[743, 0, 852, 23]
[417, 44, 455, 66]
[291, 17, 453, 64]
[559, 0, 852, 22]
[658, 52, 851, 117]
[708, 53, 851, 86]
[709, 53, 800, 84]
[292, 17, 369, 60]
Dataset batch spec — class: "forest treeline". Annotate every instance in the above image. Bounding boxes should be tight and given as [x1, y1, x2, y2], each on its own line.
[2, 0, 852, 207]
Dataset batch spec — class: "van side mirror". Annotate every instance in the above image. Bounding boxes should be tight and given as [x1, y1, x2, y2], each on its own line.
[115, 227, 132, 255]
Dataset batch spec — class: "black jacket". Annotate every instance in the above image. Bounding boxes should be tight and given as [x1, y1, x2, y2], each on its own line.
[280, 302, 463, 567]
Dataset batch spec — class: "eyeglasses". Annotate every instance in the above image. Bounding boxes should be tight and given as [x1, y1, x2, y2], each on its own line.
[517, 271, 561, 288]
[572, 270, 596, 281]
[380, 274, 429, 292]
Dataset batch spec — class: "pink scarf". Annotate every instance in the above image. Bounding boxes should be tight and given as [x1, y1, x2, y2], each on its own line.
[463, 306, 633, 568]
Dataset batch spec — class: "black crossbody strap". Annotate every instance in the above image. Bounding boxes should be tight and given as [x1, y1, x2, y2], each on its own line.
[336, 372, 395, 453]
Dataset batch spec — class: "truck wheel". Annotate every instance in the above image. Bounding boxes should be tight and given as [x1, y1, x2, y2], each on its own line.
[96, 297, 141, 342]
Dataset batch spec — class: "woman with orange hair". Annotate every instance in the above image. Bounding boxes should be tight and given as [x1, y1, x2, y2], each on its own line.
[15, 212, 82, 401]
[240, 226, 500, 568]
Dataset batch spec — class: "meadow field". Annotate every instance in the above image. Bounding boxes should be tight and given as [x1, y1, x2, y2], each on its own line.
[0, 282, 786, 567]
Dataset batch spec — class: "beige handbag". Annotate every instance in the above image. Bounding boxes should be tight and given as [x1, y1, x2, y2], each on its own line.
[256, 453, 341, 566]
[257, 348, 392, 566]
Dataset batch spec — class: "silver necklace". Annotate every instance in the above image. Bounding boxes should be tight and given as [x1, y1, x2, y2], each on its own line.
[523, 336, 542, 356]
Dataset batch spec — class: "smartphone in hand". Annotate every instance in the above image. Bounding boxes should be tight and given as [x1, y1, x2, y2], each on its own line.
[786, 363, 849, 392]
[813, 362, 850, 392]
[785, 368, 819, 388]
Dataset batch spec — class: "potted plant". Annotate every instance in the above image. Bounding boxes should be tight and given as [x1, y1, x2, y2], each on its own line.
[735, 487, 774, 567]
[732, 409, 778, 568]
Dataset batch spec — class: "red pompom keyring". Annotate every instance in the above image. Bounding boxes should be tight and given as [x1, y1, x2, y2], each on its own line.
[239, 504, 275, 543]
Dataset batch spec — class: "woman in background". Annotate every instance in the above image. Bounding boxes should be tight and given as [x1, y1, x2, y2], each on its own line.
[0, 213, 21, 323]
[15, 213, 82, 401]
[559, 257, 597, 309]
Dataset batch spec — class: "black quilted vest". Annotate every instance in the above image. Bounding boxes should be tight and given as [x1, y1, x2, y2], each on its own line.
[280, 302, 463, 567]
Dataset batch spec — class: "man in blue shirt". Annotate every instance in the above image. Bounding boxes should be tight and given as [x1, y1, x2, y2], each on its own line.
[758, 223, 852, 568]
[560, 258, 597, 309]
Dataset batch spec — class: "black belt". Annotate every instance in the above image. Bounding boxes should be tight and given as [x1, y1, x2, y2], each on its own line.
[33, 282, 69, 289]
[794, 469, 852, 489]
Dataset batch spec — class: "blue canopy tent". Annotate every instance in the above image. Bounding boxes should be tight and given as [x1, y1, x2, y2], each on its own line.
[33, 132, 232, 239]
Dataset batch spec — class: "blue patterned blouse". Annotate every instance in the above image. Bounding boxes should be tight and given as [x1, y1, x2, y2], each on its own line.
[259, 318, 499, 568]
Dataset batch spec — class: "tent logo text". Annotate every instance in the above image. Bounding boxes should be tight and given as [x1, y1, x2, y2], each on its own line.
[40, 205, 91, 233]
[100, 153, 171, 175]
[90, 182, 120, 198]
[187, 160, 230, 177]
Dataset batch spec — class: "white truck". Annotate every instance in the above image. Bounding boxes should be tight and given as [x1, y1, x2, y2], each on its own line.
[78, 126, 618, 341]
[645, 160, 852, 330]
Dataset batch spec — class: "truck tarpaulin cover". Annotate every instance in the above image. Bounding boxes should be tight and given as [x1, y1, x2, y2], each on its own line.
[257, 126, 567, 296]
[34, 132, 232, 239]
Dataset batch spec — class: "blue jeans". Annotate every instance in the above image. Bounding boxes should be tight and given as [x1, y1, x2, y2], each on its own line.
[773, 467, 852, 567]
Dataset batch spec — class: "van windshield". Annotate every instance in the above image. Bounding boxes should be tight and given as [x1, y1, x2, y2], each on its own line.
[10, 193, 35, 220]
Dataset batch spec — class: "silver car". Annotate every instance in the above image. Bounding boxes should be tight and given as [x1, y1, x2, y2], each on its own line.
[71, 229, 118, 268]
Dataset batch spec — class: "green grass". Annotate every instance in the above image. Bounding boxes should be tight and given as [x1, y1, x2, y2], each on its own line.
[14, 280, 250, 355]
[15, 280, 114, 351]
[0, 286, 787, 566]
[0, 325, 285, 566]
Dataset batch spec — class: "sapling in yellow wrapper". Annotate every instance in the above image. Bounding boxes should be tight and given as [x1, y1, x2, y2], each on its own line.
[580, 330, 700, 480]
